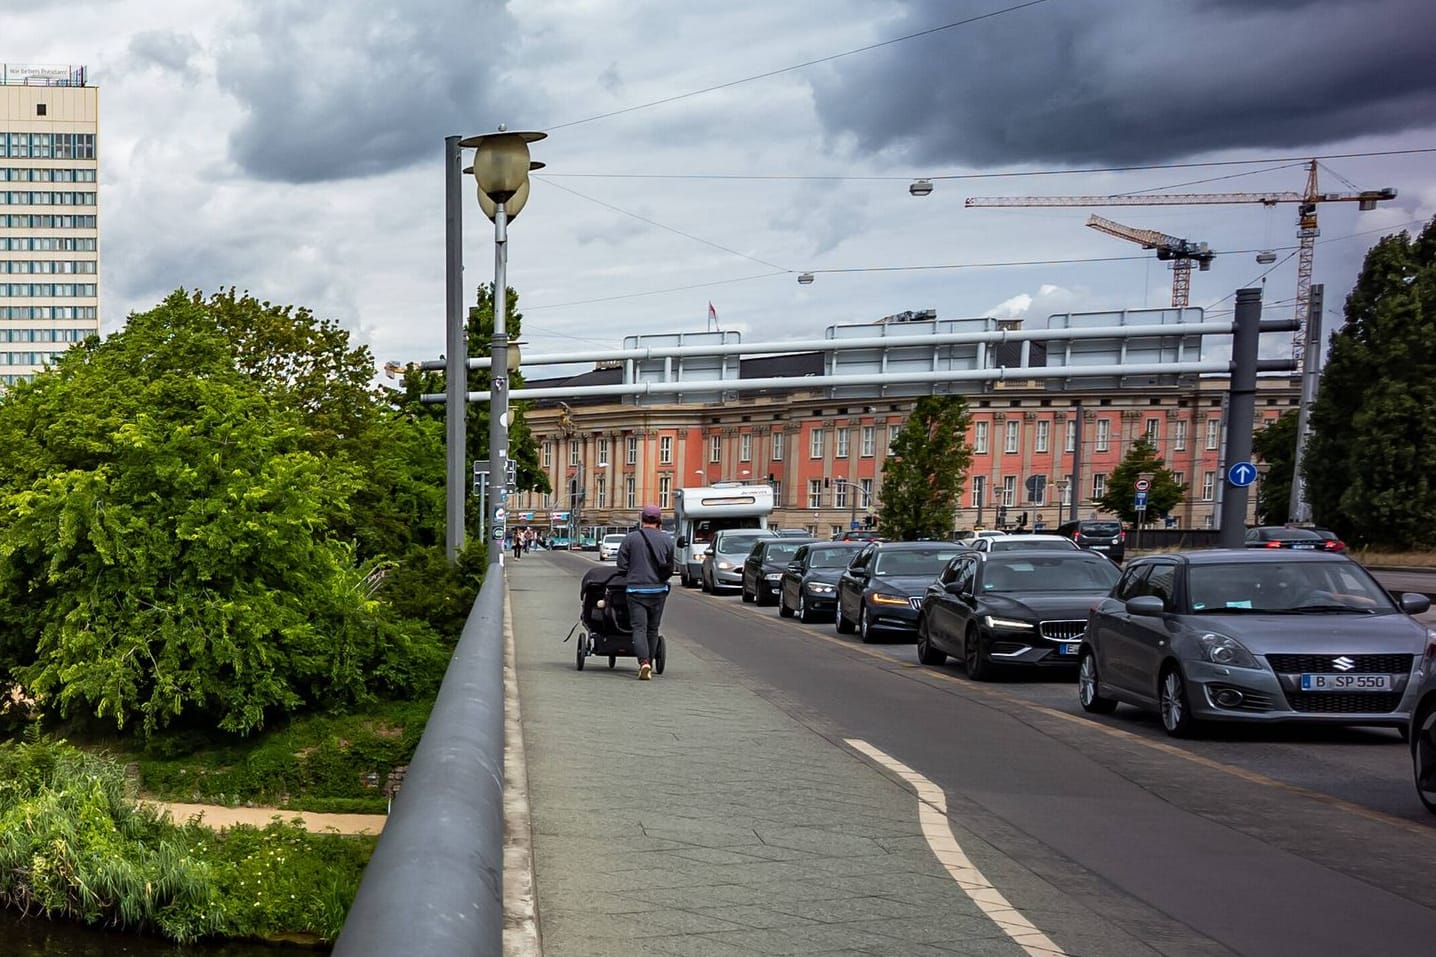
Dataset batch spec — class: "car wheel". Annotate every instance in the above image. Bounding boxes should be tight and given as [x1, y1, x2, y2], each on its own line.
[757, 584, 774, 606]
[836, 599, 855, 634]
[1077, 650, 1118, 715]
[1159, 665, 1196, 737]
[798, 593, 816, 624]
[701, 571, 711, 593]
[741, 581, 755, 603]
[1413, 699, 1436, 814]
[859, 605, 877, 644]
[963, 627, 992, 681]
[916, 623, 947, 666]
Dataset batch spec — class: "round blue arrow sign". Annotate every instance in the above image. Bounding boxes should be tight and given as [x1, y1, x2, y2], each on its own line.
[1227, 461, 1257, 487]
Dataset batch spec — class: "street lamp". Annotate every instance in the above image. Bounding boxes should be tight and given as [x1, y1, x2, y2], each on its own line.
[831, 479, 871, 533]
[450, 126, 546, 565]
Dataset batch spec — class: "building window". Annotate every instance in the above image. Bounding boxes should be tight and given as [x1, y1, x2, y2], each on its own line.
[709, 435, 721, 463]
[772, 431, 784, 461]
[625, 476, 636, 509]
[596, 474, 607, 508]
[1092, 473, 1106, 500]
[973, 422, 989, 454]
[1035, 420, 1049, 453]
[1065, 419, 1077, 452]
[542, 441, 552, 470]
[809, 429, 824, 459]
[1201, 471, 1216, 501]
[1174, 421, 1187, 451]
[1060, 481, 1072, 506]
[1030, 473, 1047, 506]
[659, 476, 672, 509]
[888, 425, 900, 452]
[971, 475, 986, 508]
[835, 428, 849, 458]
[1173, 471, 1186, 489]
[1095, 419, 1111, 452]
[861, 478, 873, 510]
[1004, 420, 1019, 454]
[861, 426, 875, 457]
[1002, 475, 1017, 507]
[739, 432, 752, 462]
[807, 479, 823, 509]
[835, 483, 849, 508]
[597, 437, 609, 465]
[626, 436, 638, 465]
[1145, 418, 1160, 445]
[657, 436, 671, 464]
[771, 479, 782, 501]
[1206, 418, 1220, 450]
[569, 439, 580, 467]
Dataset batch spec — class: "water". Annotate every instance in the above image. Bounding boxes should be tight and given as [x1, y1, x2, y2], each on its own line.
[1, 911, 324, 956]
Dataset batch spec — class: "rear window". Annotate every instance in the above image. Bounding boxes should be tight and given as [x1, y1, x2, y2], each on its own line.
[1078, 522, 1122, 536]
[1261, 527, 1322, 541]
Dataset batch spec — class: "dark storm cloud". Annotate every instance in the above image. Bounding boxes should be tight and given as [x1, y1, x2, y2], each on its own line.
[214, 0, 525, 183]
[810, 0, 1436, 166]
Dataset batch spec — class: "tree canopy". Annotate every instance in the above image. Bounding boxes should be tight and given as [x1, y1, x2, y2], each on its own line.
[0, 291, 458, 736]
[1095, 436, 1184, 524]
[1303, 218, 1436, 549]
[876, 396, 973, 540]
[1251, 410, 1297, 525]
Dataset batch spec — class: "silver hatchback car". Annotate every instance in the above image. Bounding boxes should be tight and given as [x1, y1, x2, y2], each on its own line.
[1079, 550, 1432, 737]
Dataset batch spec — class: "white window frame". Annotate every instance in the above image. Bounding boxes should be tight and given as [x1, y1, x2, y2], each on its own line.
[1002, 475, 1017, 507]
[1092, 473, 1106, 500]
[1174, 420, 1187, 451]
[598, 437, 609, 464]
[1202, 471, 1216, 501]
[973, 422, 989, 454]
[861, 426, 875, 457]
[860, 478, 873, 510]
[542, 441, 552, 470]
[626, 436, 638, 465]
[709, 435, 721, 464]
[772, 431, 784, 462]
[1145, 419, 1160, 445]
[1065, 419, 1077, 453]
[1035, 420, 1049, 453]
[659, 436, 673, 464]
[1004, 420, 1019, 454]
[1095, 419, 1111, 452]
[659, 476, 672, 509]
[971, 475, 986, 508]
[835, 429, 849, 459]
[1206, 418, 1221, 450]
[807, 479, 823, 509]
[625, 476, 636, 509]
[569, 439, 580, 467]
[739, 432, 752, 462]
[809, 428, 825, 459]
[835, 483, 849, 508]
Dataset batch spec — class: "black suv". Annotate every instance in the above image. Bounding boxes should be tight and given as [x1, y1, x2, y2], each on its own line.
[1055, 519, 1125, 562]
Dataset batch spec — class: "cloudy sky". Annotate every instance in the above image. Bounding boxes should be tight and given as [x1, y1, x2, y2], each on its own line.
[8, 0, 1436, 376]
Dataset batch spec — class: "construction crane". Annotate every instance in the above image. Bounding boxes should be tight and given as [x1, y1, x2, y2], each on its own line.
[966, 160, 1396, 372]
[1085, 214, 1213, 307]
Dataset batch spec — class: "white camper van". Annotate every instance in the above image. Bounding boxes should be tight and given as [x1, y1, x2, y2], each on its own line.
[673, 483, 775, 588]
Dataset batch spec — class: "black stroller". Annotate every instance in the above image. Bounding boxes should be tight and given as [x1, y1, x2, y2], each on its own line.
[573, 567, 667, 673]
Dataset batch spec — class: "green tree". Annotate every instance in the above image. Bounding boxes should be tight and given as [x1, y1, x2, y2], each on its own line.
[876, 396, 973, 540]
[0, 292, 448, 736]
[1096, 437, 1184, 524]
[1252, 410, 1298, 525]
[1304, 218, 1436, 549]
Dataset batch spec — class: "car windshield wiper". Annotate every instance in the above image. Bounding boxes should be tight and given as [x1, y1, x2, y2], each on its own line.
[1287, 604, 1375, 615]
[1191, 606, 1268, 614]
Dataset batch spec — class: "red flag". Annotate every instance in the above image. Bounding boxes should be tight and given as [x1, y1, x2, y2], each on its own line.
[707, 302, 717, 329]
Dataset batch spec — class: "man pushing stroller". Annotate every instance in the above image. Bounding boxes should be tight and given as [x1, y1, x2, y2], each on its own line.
[615, 504, 675, 680]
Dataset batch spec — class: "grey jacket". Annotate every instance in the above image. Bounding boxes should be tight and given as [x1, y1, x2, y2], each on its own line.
[615, 528, 674, 590]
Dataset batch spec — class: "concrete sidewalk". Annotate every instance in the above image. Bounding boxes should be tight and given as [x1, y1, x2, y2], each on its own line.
[504, 554, 1068, 957]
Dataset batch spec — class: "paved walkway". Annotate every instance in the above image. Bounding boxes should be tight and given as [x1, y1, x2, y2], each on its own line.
[505, 555, 1072, 957]
[147, 801, 387, 835]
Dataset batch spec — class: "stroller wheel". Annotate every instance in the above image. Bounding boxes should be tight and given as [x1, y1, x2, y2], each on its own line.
[655, 636, 667, 675]
[608, 655, 617, 669]
[576, 633, 589, 671]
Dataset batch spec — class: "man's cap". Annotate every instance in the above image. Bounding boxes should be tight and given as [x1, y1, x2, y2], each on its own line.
[641, 504, 662, 521]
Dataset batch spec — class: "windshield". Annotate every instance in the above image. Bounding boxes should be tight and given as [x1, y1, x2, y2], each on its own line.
[765, 543, 804, 563]
[872, 548, 962, 576]
[603, 535, 625, 545]
[1187, 561, 1396, 614]
[810, 546, 858, 568]
[716, 533, 769, 555]
[982, 557, 1120, 592]
[1078, 522, 1122, 536]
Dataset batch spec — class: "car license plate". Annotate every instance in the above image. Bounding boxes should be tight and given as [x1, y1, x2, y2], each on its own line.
[1300, 673, 1390, 691]
[1091, 544, 1109, 551]
[1291, 543, 1316, 550]
[1059, 643, 1080, 656]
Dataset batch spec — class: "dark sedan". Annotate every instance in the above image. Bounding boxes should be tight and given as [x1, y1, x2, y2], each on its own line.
[741, 536, 816, 605]
[1244, 526, 1345, 551]
[1079, 550, 1432, 737]
[777, 541, 866, 623]
[917, 550, 1121, 680]
[835, 541, 965, 643]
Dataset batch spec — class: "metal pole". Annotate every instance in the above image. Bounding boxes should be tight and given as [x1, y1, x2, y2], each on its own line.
[488, 203, 510, 565]
[1288, 284, 1323, 523]
[444, 135, 465, 562]
[1069, 403, 1084, 523]
[1218, 287, 1263, 546]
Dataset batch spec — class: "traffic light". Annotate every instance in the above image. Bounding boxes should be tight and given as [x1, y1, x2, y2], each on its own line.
[1019, 511, 1029, 527]
[997, 505, 1008, 525]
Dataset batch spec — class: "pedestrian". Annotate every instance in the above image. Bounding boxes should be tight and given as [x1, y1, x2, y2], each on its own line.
[615, 504, 675, 680]
[513, 528, 524, 560]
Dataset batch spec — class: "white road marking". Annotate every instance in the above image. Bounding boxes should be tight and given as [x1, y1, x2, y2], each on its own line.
[845, 737, 1068, 957]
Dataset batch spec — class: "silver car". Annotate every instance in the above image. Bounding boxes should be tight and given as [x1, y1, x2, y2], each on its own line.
[1079, 550, 1432, 737]
[598, 533, 626, 562]
[1410, 631, 1436, 814]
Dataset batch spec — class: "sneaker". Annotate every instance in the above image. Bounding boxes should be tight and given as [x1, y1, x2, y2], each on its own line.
[638, 662, 652, 681]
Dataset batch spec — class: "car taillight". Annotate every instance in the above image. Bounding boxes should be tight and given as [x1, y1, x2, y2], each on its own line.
[1263, 541, 1283, 548]
[1323, 540, 1346, 551]
[1119, 530, 1126, 542]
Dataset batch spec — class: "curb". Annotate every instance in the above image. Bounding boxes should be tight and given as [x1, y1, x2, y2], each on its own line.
[502, 578, 542, 957]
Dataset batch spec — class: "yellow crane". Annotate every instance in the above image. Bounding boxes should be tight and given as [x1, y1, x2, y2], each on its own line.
[966, 160, 1396, 371]
[1085, 214, 1213, 307]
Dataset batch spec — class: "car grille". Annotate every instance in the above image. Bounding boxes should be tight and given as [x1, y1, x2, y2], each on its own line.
[1266, 654, 1413, 674]
[1283, 690, 1405, 714]
[1039, 620, 1086, 641]
[908, 597, 923, 611]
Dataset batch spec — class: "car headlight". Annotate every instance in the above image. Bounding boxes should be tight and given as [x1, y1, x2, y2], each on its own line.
[765, 573, 782, 582]
[717, 561, 734, 570]
[871, 593, 912, 606]
[1198, 633, 1259, 669]
[806, 582, 835, 594]
[983, 615, 1035, 631]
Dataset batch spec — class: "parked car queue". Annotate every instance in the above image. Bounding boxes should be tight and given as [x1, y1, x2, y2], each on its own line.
[663, 532, 1436, 817]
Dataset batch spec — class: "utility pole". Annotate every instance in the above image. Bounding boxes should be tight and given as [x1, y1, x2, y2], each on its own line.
[1217, 289, 1263, 546]
[1288, 284, 1324, 524]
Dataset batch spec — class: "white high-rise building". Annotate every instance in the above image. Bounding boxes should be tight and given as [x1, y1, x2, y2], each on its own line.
[0, 64, 99, 387]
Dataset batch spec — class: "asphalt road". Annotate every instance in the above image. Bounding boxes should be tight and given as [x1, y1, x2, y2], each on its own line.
[596, 557, 1436, 957]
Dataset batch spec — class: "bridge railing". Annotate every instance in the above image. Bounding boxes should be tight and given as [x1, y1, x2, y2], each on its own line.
[332, 573, 506, 956]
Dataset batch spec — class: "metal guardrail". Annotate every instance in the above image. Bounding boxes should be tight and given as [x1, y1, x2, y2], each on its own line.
[332, 574, 506, 956]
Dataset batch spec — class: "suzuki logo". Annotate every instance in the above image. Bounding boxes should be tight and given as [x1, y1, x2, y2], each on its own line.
[1332, 656, 1356, 672]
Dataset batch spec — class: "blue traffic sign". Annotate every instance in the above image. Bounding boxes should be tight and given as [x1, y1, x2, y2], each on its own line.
[1227, 462, 1258, 487]
[1134, 491, 1149, 509]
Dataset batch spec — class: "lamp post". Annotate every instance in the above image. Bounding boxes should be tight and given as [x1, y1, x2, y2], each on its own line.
[456, 126, 546, 566]
[1055, 477, 1070, 525]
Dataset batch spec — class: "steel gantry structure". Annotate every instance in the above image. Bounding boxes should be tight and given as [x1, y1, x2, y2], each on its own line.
[966, 159, 1396, 372]
[1085, 214, 1214, 307]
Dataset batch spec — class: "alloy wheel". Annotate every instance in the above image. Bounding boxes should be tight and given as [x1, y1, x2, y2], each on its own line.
[1160, 668, 1193, 736]
[1415, 703, 1436, 814]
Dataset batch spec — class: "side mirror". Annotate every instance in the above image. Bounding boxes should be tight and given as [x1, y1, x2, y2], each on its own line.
[1125, 595, 1166, 617]
[944, 581, 965, 596]
[1400, 592, 1432, 615]
[786, 561, 802, 573]
[676, 536, 688, 548]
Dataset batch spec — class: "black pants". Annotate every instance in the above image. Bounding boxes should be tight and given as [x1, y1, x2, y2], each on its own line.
[627, 591, 666, 663]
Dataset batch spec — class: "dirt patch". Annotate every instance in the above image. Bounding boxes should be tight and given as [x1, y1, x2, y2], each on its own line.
[146, 801, 386, 836]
